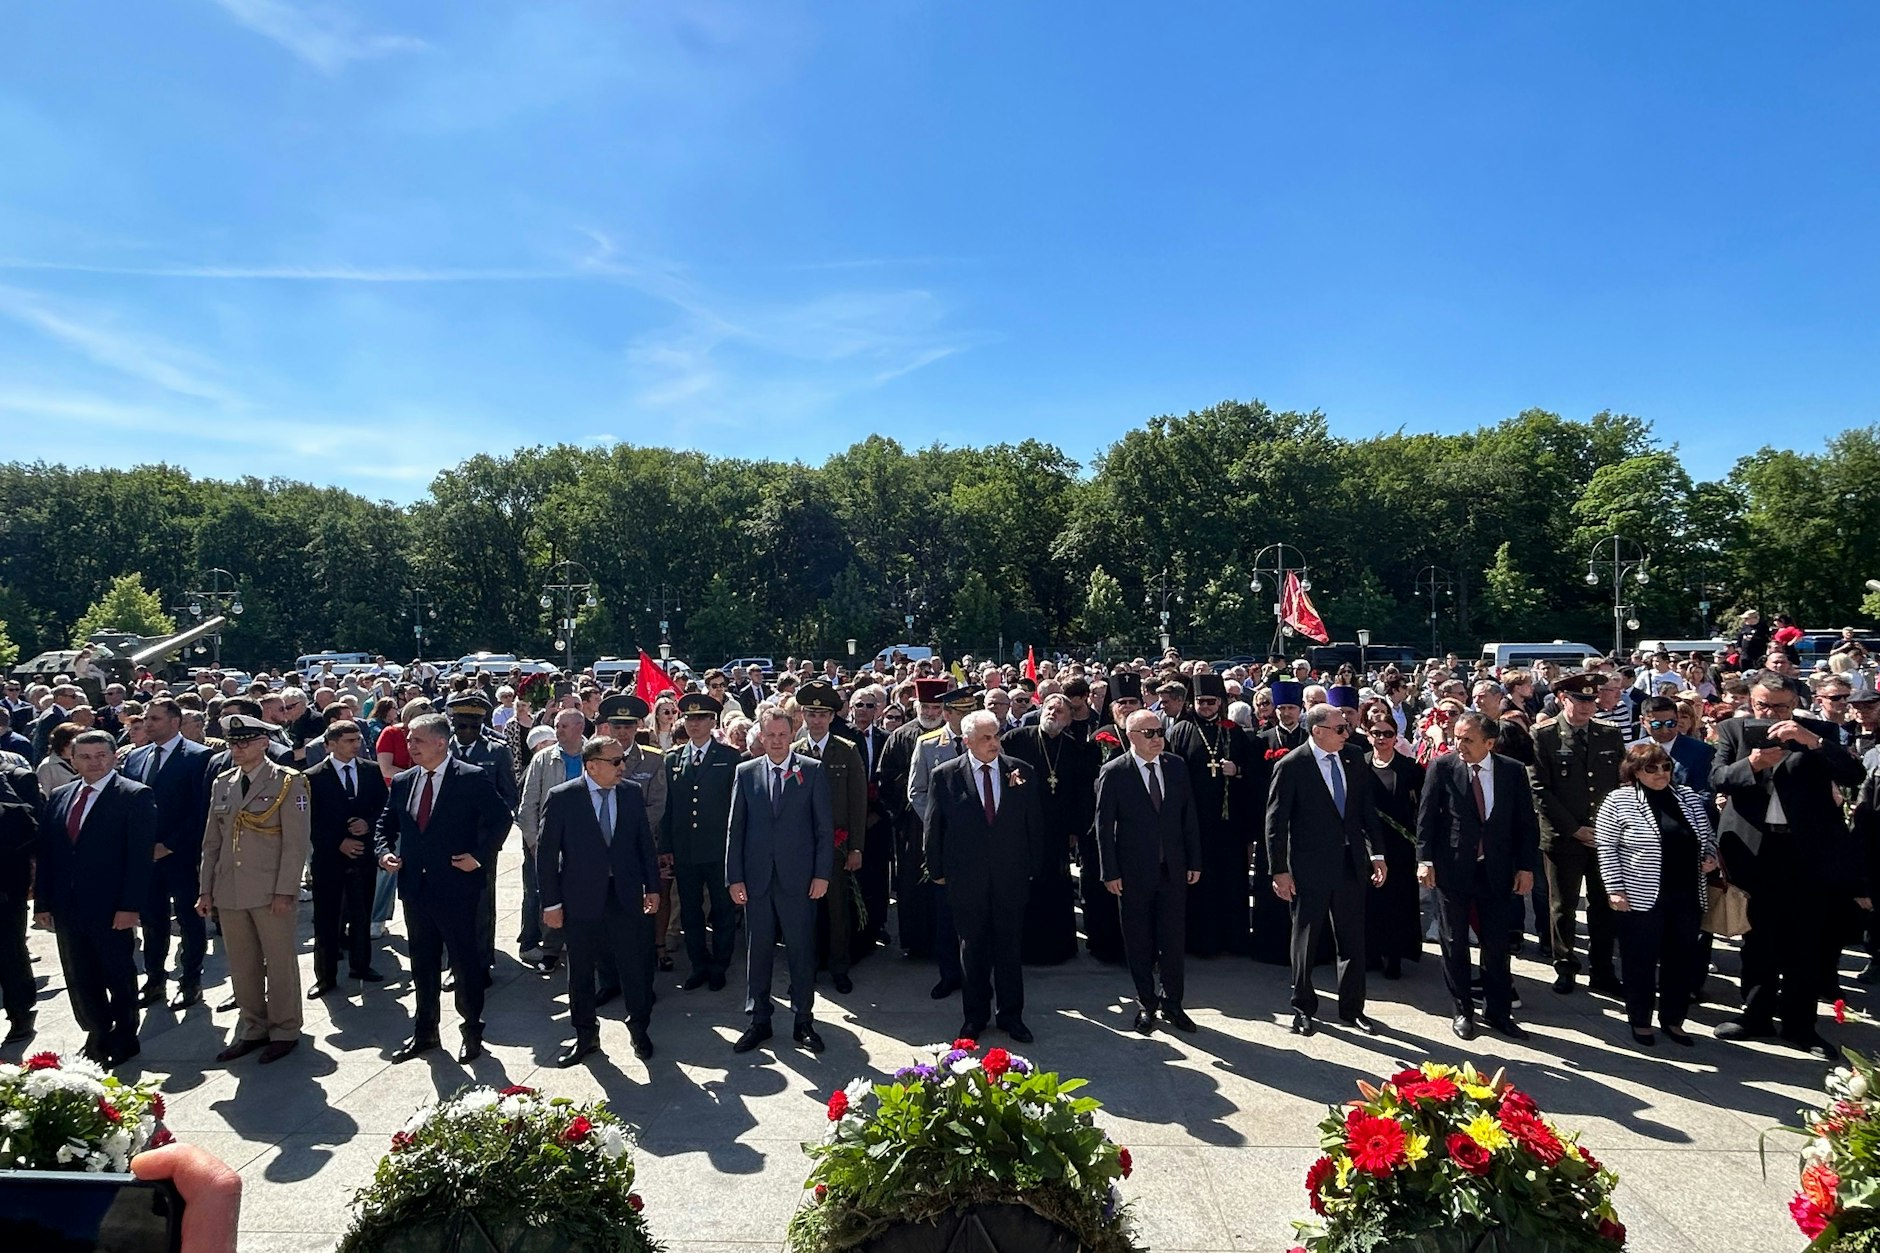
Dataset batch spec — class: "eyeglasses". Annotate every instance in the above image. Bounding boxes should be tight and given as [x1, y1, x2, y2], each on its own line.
[1132, 727, 1165, 738]
[595, 755, 627, 765]
[1646, 719, 1678, 730]
[1637, 762, 1671, 774]
[1325, 724, 1351, 736]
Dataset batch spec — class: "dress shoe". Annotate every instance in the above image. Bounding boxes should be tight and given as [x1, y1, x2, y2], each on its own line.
[1486, 1017, 1530, 1041]
[707, 972, 726, 992]
[138, 981, 165, 1007]
[259, 1040, 298, 1064]
[1552, 969, 1576, 994]
[558, 1040, 601, 1068]
[930, 978, 961, 1000]
[631, 1030, 654, 1060]
[832, 973, 854, 994]
[1339, 1013, 1381, 1036]
[215, 994, 238, 1013]
[215, 1037, 268, 1063]
[1290, 1012, 1316, 1036]
[168, 985, 202, 1011]
[1786, 1032, 1842, 1062]
[441, 975, 457, 993]
[1630, 1029, 1657, 1048]
[1661, 1023, 1695, 1047]
[1588, 972, 1624, 998]
[1859, 959, 1880, 985]
[535, 956, 562, 978]
[1132, 1010, 1156, 1035]
[1715, 1018, 1775, 1041]
[351, 969, 385, 983]
[1162, 1005, 1198, 1033]
[793, 1023, 826, 1054]
[681, 972, 710, 991]
[595, 987, 621, 1008]
[307, 981, 336, 1000]
[391, 1035, 441, 1063]
[959, 1021, 988, 1041]
[732, 1023, 773, 1053]
[1000, 1019, 1034, 1044]
[1452, 1014, 1478, 1041]
[457, 1035, 484, 1064]
[657, 955, 675, 972]
[1382, 957, 1402, 980]
[4, 1013, 35, 1045]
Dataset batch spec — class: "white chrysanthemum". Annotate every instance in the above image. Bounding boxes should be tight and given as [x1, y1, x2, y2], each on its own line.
[842, 1078, 871, 1105]
[402, 1104, 438, 1134]
[63, 1056, 106, 1080]
[1803, 1136, 1835, 1165]
[1851, 1074, 1872, 1100]
[56, 1143, 81, 1164]
[597, 1124, 627, 1160]
[498, 1095, 531, 1119]
[457, 1087, 500, 1112]
[83, 1152, 109, 1173]
[919, 1043, 951, 1060]
[948, 1058, 980, 1076]
[1, 1110, 25, 1131]
[1020, 1102, 1048, 1122]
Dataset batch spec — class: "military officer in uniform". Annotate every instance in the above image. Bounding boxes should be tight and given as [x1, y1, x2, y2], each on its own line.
[1530, 672, 1624, 996]
[909, 686, 980, 996]
[1247, 679, 1309, 964]
[793, 682, 869, 993]
[661, 692, 740, 991]
[1081, 672, 1142, 963]
[599, 694, 669, 999]
[196, 714, 313, 1064]
[444, 691, 516, 982]
[877, 678, 948, 960]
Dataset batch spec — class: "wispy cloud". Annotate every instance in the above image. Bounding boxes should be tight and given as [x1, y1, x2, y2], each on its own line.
[210, 0, 427, 74]
[0, 259, 565, 282]
[0, 287, 238, 404]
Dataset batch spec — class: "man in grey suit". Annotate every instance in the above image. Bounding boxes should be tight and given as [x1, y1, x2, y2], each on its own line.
[727, 707, 834, 1055]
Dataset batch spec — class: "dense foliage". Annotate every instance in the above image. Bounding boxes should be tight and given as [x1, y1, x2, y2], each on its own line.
[1779, 1049, 1880, 1248]
[0, 1051, 173, 1171]
[1294, 1061, 1622, 1253]
[338, 1084, 660, 1253]
[5, 404, 1877, 668]
[787, 1038, 1140, 1253]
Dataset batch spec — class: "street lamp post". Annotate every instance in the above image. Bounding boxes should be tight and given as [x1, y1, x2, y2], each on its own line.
[1248, 544, 1311, 658]
[182, 568, 243, 668]
[403, 587, 437, 662]
[1584, 536, 1650, 658]
[1357, 628, 1371, 680]
[540, 561, 598, 675]
[645, 585, 682, 656]
[1144, 566, 1182, 654]
[1413, 566, 1455, 658]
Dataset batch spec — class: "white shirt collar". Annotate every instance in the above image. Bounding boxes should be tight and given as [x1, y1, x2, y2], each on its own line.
[806, 734, 828, 753]
[153, 733, 185, 756]
[79, 770, 116, 792]
[1129, 749, 1160, 772]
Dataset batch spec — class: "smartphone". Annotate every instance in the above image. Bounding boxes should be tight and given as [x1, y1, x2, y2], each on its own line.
[0, 1171, 184, 1253]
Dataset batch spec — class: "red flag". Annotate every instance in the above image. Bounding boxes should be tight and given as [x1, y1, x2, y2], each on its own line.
[1281, 571, 1330, 644]
[635, 650, 681, 705]
[1024, 645, 1038, 684]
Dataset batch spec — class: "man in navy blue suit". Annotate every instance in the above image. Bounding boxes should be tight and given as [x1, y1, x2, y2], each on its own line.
[35, 729, 156, 1065]
[125, 696, 215, 1011]
[538, 736, 662, 1067]
[375, 712, 511, 1064]
[727, 707, 834, 1055]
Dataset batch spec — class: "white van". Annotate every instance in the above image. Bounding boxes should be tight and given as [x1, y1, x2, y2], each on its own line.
[1479, 641, 1604, 674]
[1634, 638, 1729, 658]
[872, 643, 936, 669]
[296, 651, 374, 674]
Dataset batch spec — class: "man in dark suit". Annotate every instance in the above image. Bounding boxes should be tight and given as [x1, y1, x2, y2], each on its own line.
[794, 681, 869, 993]
[305, 719, 388, 995]
[1417, 712, 1540, 1041]
[124, 697, 215, 1011]
[1267, 704, 1386, 1036]
[540, 736, 662, 1066]
[1712, 674, 1871, 1059]
[662, 693, 741, 992]
[1096, 709, 1203, 1035]
[35, 730, 156, 1065]
[927, 710, 1044, 1043]
[0, 753, 41, 1043]
[727, 707, 834, 1055]
[444, 690, 518, 981]
[375, 712, 512, 1063]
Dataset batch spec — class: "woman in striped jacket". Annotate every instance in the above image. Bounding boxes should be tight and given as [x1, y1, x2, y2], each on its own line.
[1595, 741, 1719, 1048]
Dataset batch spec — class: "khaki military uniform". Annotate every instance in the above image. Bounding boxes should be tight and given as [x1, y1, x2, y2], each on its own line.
[200, 760, 312, 1042]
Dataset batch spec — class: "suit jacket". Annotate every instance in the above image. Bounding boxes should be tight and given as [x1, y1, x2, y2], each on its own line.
[200, 759, 314, 910]
[619, 741, 668, 832]
[794, 733, 868, 855]
[450, 735, 518, 818]
[923, 753, 1043, 910]
[37, 773, 157, 928]
[374, 757, 511, 905]
[0, 759, 42, 901]
[305, 756, 389, 872]
[538, 777, 661, 921]
[123, 737, 215, 861]
[726, 753, 834, 895]
[908, 725, 968, 822]
[1094, 752, 1203, 887]
[1709, 715, 1867, 894]
[1416, 752, 1540, 888]
[518, 745, 580, 850]
[1529, 719, 1624, 851]
[661, 738, 741, 865]
[1265, 741, 1380, 891]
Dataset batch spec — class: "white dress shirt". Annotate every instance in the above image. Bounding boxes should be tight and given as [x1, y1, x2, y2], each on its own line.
[1468, 757, 1495, 816]
[406, 761, 446, 818]
[969, 755, 1003, 812]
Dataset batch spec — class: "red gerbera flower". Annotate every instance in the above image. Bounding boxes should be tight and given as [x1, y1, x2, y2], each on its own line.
[1446, 1133, 1491, 1176]
[627, 1193, 644, 1213]
[1499, 1111, 1564, 1165]
[1346, 1114, 1408, 1175]
[97, 1098, 122, 1125]
[1117, 1145, 1133, 1179]
[826, 1091, 849, 1121]
[952, 1037, 977, 1051]
[1597, 1218, 1626, 1244]
[982, 1048, 1011, 1080]
[148, 1127, 175, 1149]
[499, 1085, 535, 1097]
[24, 1052, 60, 1072]
[562, 1115, 593, 1143]
[1400, 1077, 1459, 1104]
[1304, 1155, 1336, 1214]
[1498, 1087, 1538, 1118]
[1802, 1163, 1840, 1213]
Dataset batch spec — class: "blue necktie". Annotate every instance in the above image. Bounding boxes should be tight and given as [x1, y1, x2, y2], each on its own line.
[1327, 754, 1346, 817]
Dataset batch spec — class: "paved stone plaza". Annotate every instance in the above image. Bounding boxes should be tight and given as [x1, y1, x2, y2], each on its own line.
[8, 848, 1838, 1252]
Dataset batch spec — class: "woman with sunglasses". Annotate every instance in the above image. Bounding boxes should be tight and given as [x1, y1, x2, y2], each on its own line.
[1594, 742, 1719, 1047]
[1361, 714, 1424, 979]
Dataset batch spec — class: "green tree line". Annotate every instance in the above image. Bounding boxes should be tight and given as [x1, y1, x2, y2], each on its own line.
[4, 402, 1877, 670]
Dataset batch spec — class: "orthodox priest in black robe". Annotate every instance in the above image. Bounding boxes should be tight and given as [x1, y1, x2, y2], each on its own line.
[1002, 693, 1097, 965]
[1168, 673, 1257, 956]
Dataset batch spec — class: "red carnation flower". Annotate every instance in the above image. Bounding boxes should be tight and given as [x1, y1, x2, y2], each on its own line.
[1346, 1114, 1408, 1176]
[1304, 1155, 1335, 1214]
[98, 1098, 122, 1125]
[562, 1115, 593, 1143]
[499, 1085, 535, 1097]
[814, 1184, 828, 1202]
[627, 1193, 643, 1213]
[1095, 731, 1121, 748]
[24, 1052, 60, 1072]
[982, 1048, 1011, 1079]
[391, 1131, 414, 1152]
[834, 827, 849, 847]
[1446, 1133, 1491, 1176]
[1835, 999, 1848, 1025]
[1792, 1194, 1832, 1239]
[1117, 1145, 1133, 1179]
[150, 1093, 166, 1120]
[1597, 1218, 1626, 1244]
[148, 1127, 175, 1149]
[1387, 1068, 1424, 1088]
[826, 1091, 849, 1121]
[952, 1037, 977, 1051]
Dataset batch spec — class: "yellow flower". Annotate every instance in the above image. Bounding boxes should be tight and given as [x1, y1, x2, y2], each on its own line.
[1334, 1156, 1355, 1190]
[1464, 1114, 1509, 1151]
[1404, 1132, 1431, 1165]
[1460, 1082, 1495, 1100]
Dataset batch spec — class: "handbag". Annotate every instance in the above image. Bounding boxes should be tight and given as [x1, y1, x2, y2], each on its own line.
[1703, 876, 1751, 937]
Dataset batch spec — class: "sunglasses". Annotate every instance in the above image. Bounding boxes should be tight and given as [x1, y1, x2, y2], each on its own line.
[1325, 724, 1351, 736]
[1638, 762, 1671, 774]
[1368, 728, 1397, 739]
[1646, 719, 1678, 730]
[1132, 727, 1165, 738]
[852, 701, 879, 708]
[1821, 695, 1849, 704]
[595, 755, 627, 765]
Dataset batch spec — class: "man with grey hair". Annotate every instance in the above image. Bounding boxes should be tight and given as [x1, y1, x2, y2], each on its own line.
[517, 707, 588, 970]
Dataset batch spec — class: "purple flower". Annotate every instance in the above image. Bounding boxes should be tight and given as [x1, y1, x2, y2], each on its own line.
[893, 1067, 919, 1082]
[1007, 1056, 1031, 1075]
[941, 1050, 968, 1069]
[911, 1064, 937, 1081]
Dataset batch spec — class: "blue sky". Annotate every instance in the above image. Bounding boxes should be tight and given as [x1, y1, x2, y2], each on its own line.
[4, 3, 1876, 500]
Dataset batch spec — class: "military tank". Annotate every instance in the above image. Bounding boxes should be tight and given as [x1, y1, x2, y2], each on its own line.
[11, 615, 229, 702]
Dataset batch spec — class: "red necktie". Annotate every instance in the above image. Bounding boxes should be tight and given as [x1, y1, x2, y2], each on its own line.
[980, 763, 997, 823]
[1471, 764, 1487, 821]
[67, 786, 92, 843]
[417, 771, 435, 831]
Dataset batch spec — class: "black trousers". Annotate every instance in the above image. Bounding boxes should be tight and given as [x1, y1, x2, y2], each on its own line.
[406, 893, 487, 1038]
[1437, 861, 1516, 1021]
[894, 817, 935, 958]
[952, 892, 1024, 1027]
[674, 861, 737, 978]
[1617, 894, 1702, 1029]
[1545, 838, 1617, 977]
[1078, 830, 1126, 962]
[932, 885, 962, 984]
[1742, 879, 1836, 1037]
[140, 852, 207, 988]
[57, 921, 138, 1056]
[745, 871, 817, 1025]
[1120, 864, 1187, 1010]
[858, 813, 893, 946]
[566, 895, 653, 1043]
[311, 854, 375, 982]
[0, 893, 34, 1022]
[1290, 867, 1368, 1019]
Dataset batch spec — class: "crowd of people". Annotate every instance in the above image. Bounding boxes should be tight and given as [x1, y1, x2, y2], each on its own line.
[2, 615, 1877, 1075]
